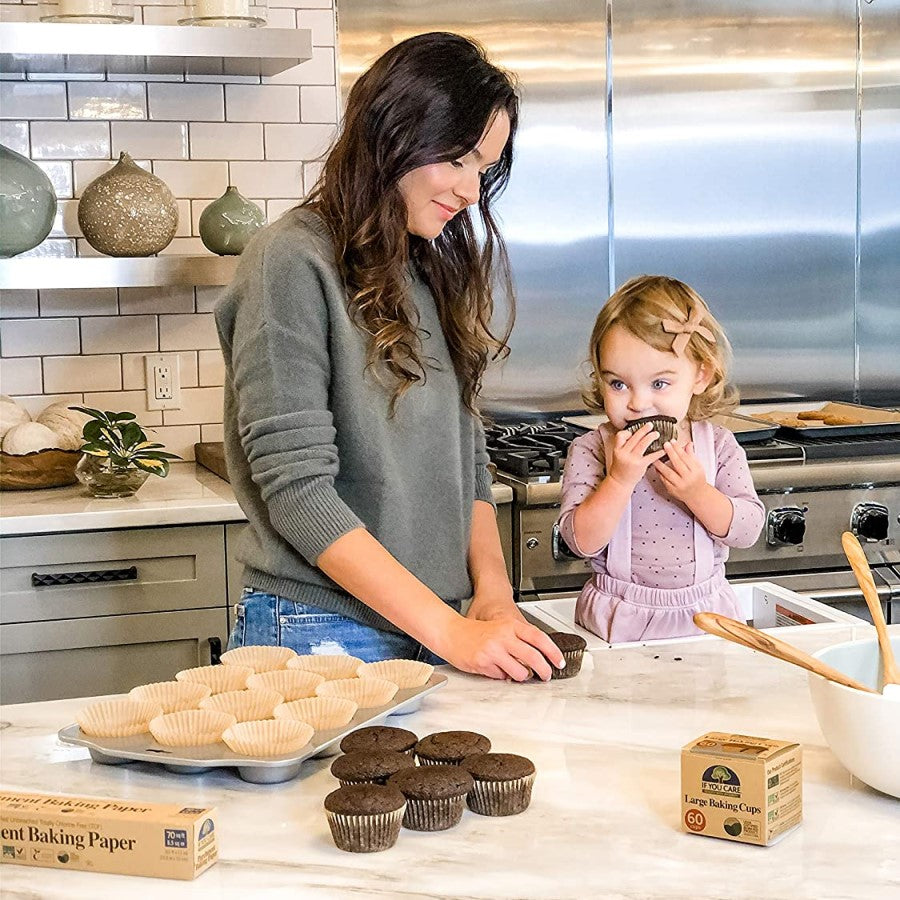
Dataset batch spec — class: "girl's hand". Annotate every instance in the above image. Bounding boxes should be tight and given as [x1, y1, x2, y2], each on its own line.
[608, 423, 666, 489]
[654, 440, 706, 502]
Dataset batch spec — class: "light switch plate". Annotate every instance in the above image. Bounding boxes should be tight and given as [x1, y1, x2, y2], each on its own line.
[145, 353, 181, 410]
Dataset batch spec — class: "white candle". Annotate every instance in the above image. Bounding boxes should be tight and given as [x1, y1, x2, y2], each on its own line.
[56, 0, 115, 16]
[193, 0, 251, 18]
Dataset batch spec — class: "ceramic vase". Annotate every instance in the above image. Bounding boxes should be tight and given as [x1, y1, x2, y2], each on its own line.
[0, 144, 58, 258]
[77, 152, 178, 257]
[199, 186, 265, 255]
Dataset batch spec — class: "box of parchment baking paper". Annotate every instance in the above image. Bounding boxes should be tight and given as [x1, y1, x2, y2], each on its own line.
[681, 732, 802, 846]
[0, 791, 217, 879]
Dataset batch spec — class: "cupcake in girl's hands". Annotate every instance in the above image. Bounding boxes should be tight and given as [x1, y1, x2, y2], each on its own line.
[625, 415, 678, 455]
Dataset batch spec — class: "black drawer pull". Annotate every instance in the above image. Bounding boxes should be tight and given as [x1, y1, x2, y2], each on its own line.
[31, 566, 138, 587]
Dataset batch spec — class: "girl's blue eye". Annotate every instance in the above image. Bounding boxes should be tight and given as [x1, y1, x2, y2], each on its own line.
[652, 380, 669, 390]
[609, 380, 625, 391]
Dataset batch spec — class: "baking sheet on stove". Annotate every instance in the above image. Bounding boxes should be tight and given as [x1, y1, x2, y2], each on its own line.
[737, 401, 900, 438]
[561, 413, 778, 444]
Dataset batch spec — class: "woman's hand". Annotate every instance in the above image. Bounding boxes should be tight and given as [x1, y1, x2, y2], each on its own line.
[608, 423, 666, 490]
[653, 440, 705, 503]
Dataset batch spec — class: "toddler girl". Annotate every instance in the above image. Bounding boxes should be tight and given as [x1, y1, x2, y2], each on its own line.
[557, 275, 764, 642]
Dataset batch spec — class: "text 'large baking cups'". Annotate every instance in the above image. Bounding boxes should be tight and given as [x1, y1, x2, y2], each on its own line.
[274, 696, 358, 730]
[76, 698, 163, 738]
[129, 680, 211, 714]
[175, 664, 253, 694]
[287, 654, 363, 681]
[220, 644, 297, 673]
[356, 659, 434, 689]
[199, 688, 284, 723]
[316, 677, 398, 708]
[222, 719, 314, 757]
[149, 709, 236, 747]
[246, 668, 324, 702]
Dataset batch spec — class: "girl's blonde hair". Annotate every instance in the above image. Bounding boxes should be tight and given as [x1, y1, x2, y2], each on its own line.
[583, 274, 738, 420]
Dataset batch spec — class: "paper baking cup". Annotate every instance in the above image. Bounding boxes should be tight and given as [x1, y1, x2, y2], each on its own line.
[466, 772, 537, 816]
[326, 806, 405, 853]
[220, 645, 297, 673]
[316, 677, 398, 708]
[247, 669, 324, 702]
[287, 654, 363, 681]
[200, 688, 284, 723]
[222, 719, 314, 757]
[149, 709, 236, 747]
[274, 696, 358, 730]
[176, 664, 253, 694]
[402, 796, 466, 832]
[129, 680, 211, 713]
[356, 659, 434, 689]
[76, 698, 163, 738]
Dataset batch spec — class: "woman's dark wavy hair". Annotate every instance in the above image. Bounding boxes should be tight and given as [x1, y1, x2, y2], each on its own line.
[305, 31, 519, 415]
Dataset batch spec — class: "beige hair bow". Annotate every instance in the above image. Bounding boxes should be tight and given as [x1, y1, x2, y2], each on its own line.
[661, 304, 716, 358]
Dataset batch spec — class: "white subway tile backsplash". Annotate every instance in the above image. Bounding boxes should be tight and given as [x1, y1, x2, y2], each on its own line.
[266, 199, 298, 223]
[266, 7, 295, 27]
[269, 0, 331, 9]
[68, 82, 147, 120]
[296, 8, 335, 45]
[12, 394, 84, 419]
[264, 123, 334, 161]
[81, 391, 163, 425]
[159, 313, 219, 350]
[0, 120, 29, 154]
[112, 121, 188, 160]
[0, 357, 42, 396]
[190, 122, 263, 160]
[162, 386, 224, 425]
[49, 199, 82, 238]
[43, 355, 121, 393]
[40, 289, 118, 318]
[175, 198, 191, 237]
[267, 47, 335, 87]
[81, 315, 158, 354]
[73, 157, 151, 196]
[198, 349, 225, 386]
[36, 161, 74, 199]
[31, 120, 110, 159]
[152, 160, 228, 197]
[20, 238, 76, 258]
[139, 6, 182, 25]
[148, 83, 224, 122]
[0, 290, 39, 319]
[228, 161, 303, 199]
[194, 287, 221, 314]
[119, 286, 194, 315]
[122, 350, 198, 390]
[300, 85, 338, 123]
[1, 318, 79, 357]
[303, 160, 324, 194]
[225, 85, 300, 123]
[200, 423, 224, 442]
[142, 424, 201, 461]
[0, 82, 67, 120]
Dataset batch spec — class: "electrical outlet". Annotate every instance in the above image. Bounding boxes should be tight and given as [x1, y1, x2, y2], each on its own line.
[145, 354, 182, 411]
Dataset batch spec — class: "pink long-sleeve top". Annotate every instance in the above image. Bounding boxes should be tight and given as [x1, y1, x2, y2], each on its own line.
[557, 423, 765, 589]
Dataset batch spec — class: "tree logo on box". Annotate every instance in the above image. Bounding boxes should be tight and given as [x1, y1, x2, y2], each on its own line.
[701, 764, 741, 797]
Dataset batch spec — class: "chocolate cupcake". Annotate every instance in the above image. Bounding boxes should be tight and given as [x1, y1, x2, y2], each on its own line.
[624, 415, 678, 455]
[339, 725, 417, 756]
[548, 632, 587, 680]
[461, 753, 537, 816]
[324, 784, 406, 852]
[387, 765, 474, 831]
[415, 730, 491, 766]
[331, 750, 416, 787]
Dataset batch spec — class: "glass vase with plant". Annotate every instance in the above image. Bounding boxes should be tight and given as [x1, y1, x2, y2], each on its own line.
[72, 406, 181, 498]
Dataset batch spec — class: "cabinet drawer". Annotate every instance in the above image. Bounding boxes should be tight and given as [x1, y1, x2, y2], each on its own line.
[0, 525, 227, 624]
[0, 608, 229, 704]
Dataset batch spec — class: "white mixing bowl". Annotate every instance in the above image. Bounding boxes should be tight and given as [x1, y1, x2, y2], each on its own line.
[808, 636, 900, 799]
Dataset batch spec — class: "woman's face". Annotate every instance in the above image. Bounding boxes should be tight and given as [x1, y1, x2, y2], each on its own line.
[398, 110, 511, 240]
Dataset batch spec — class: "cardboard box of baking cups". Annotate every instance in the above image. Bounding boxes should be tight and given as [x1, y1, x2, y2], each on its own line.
[0, 791, 217, 880]
[681, 732, 802, 846]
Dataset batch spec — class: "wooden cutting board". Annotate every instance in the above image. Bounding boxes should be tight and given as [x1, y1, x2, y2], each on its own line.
[194, 441, 230, 482]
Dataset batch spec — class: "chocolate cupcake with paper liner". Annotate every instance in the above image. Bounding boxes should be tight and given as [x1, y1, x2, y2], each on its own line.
[76, 698, 163, 738]
[460, 753, 536, 816]
[415, 730, 491, 766]
[387, 765, 474, 831]
[288, 654, 363, 681]
[547, 632, 587, 680]
[149, 709, 236, 747]
[274, 696, 358, 730]
[340, 725, 418, 756]
[222, 719, 314, 757]
[316, 676, 398, 708]
[356, 659, 434, 689]
[220, 644, 297, 673]
[176, 663, 253, 695]
[129, 680, 211, 713]
[624, 415, 678, 455]
[331, 750, 416, 787]
[200, 688, 284, 723]
[324, 784, 406, 853]
[246, 668, 324, 702]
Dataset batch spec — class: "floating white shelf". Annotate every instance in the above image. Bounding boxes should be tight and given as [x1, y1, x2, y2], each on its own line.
[0, 22, 312, 77]
[0, 256, 240, 290]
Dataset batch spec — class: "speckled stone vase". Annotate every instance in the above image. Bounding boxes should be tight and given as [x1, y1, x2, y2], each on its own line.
[0, 143, 58, 258]
[77, 152, 178, 257]
[198, 186, 266, 255]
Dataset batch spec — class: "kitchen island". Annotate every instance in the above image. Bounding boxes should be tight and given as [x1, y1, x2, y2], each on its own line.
[1, 624, 897, 899]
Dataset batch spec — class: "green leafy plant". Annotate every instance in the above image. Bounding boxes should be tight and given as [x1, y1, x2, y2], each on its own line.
[71, 407, 180, 477]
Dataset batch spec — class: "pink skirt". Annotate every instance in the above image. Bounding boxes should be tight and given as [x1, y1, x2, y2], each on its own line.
[575, 571, 744, 643]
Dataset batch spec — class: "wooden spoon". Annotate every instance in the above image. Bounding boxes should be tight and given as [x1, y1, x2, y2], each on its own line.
[841, 531, 900, 697]
[693, 612, 877, 693]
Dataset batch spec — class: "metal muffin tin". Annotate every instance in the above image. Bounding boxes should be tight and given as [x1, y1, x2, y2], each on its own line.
[58, 673, 447, 784]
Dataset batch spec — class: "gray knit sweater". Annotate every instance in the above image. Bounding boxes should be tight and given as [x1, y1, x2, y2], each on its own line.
[215, 208, 495, 633]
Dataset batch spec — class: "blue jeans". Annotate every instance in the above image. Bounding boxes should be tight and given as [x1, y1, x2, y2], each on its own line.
[229, 588, 452, 665]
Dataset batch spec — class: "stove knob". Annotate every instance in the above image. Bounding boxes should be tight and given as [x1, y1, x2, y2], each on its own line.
[525, 537, 540, 550]
[851, 502, 889, 542]
[767, 507, 806, 546]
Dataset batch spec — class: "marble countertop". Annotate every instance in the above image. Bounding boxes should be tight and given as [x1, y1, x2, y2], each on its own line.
[0, 463, 514, 536]
[1, 624, 897, 899]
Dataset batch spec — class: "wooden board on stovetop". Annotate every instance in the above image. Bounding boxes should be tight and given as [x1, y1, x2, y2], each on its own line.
[561, 413, 778, 444]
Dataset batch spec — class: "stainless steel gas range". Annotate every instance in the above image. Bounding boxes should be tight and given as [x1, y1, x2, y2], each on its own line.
[486, 420, 900, 624]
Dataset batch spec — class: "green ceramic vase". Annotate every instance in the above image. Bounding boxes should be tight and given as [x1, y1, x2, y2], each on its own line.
[0, 144, 58, 258]
[199, 186, 266, 256]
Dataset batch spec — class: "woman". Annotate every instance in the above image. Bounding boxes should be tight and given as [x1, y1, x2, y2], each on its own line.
[216, 32, 564, 681]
